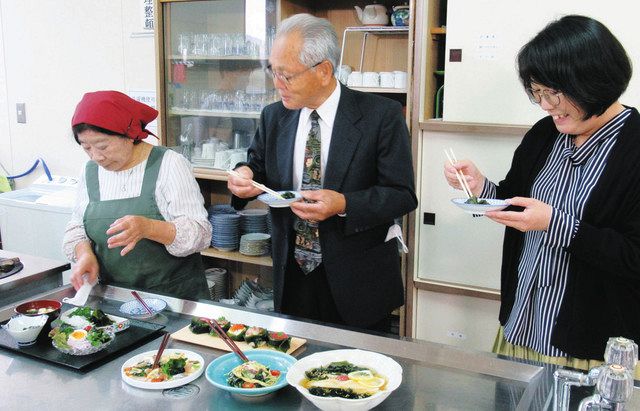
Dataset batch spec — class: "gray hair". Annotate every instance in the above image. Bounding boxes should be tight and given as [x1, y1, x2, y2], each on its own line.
[277, 13, 339, 74]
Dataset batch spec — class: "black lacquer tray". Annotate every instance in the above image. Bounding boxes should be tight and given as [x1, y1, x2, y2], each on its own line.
[0, 317, 165, 372]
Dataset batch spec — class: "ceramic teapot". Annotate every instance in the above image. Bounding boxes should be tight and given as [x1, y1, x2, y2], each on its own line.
[354, 3, 389, 26]
[391, 4, 410, 27]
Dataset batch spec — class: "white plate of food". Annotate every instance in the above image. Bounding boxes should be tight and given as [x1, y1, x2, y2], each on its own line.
[451, 197, 509, 215]
[121, 348, 205, 390]
[56, 306, 130, 333]
[286, 349, 402, 411]
[257, 191, 302, 208]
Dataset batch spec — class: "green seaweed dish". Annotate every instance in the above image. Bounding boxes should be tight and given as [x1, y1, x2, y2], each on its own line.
[280, 191, 295, 199]
[465, 196, 488, 205]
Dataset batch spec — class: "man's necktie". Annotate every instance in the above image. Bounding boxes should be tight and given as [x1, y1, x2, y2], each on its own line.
[294, 110, 322, 274]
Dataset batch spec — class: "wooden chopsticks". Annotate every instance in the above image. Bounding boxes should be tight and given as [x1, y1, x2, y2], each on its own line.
[444, 148, 473, 199]
[201, 317, 249, 362]
[226, 169, 285, 200]
[152, 333, 171, 369]
[131, 290, 154, 316]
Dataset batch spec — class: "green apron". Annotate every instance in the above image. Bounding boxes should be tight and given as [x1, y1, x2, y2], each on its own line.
[84, 146, 208, 300]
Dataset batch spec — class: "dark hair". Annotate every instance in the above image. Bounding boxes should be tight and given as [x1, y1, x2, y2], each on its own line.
[517, 15, 632, 119]
[72, 123, 140, 145]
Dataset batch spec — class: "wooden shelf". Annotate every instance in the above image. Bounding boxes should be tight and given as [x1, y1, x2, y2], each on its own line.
[430, 27, 446, 35]
[193, 168, 228, 181]
[201, 247, 273, 267]
[169, 109, 260, 119]
[349, 86, 407, 93]
[169, 55, 268, 61]
[344, 26, 409, 34]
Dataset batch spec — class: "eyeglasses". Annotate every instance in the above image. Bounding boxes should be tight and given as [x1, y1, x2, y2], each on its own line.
[525, 88, 564, 106]
[265, 61, 323, 86]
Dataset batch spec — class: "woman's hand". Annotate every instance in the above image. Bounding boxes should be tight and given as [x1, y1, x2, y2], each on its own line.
[444, 159, 485, 197]
[227, 166, 262, 198]
[70, 241, 99, 290]
[106, 215, 154, 256]
[485, 197, 553, 232]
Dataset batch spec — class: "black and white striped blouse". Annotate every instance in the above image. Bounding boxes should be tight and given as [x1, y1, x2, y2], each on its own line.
[486, 108, 632, 357]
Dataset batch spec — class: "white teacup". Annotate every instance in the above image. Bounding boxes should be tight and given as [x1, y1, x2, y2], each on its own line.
[380, 72, 395, 88]
[337, 64, 352, 85]
[347, 71, 363, 87]
[393, 71, 407, 89]
[201, 142, 216, 159]
[214, 150, 231, 169]
[229, 150, 248, 168]
[363, 72, 380, 87]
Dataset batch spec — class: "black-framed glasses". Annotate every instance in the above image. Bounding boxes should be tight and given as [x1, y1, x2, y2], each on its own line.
[265, 61, 323, 86]
[525, 88, 563, 106]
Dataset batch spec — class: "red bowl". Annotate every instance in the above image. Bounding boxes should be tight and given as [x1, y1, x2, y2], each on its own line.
[15, 299, 62, 321]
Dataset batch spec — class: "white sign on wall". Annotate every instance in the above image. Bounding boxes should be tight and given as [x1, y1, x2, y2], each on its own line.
[141, 0, 154, 31]
[127, 90, 158, 138]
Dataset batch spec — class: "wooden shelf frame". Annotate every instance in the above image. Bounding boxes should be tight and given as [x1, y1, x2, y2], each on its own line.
[201, 247, 273, 267]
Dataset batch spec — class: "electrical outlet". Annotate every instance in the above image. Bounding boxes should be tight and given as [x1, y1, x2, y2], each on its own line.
[447, 330, 467, 340]
[16, 103, 26, 123]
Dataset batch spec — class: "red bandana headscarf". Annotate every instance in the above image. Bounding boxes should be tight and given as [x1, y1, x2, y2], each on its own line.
[72, 90, 158, 141]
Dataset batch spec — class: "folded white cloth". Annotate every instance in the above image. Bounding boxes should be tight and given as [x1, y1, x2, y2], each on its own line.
[62, 279, 95, 306]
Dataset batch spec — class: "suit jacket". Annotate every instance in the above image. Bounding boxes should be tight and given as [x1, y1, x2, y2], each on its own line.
[233, 84, 417, 326]
[497, 107, 640, 359]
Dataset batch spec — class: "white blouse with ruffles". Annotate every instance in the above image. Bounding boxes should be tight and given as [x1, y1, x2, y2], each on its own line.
[63, 149, 212, 261]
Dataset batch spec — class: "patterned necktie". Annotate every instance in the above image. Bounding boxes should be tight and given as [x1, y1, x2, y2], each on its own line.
[294, 110, 322, 274]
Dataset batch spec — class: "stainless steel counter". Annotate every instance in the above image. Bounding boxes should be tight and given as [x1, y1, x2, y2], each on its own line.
[0, 285, 637, 410]
[0, 250, 69, 307]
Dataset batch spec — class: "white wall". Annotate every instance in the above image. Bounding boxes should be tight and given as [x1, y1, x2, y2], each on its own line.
[443, 0, 640, 124]
[0, 0, 156, 189]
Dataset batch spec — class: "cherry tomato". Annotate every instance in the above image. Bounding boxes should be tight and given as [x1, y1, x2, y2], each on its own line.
[270, 370, 281, 377]
[84, 325, 92, 331]
[242, 382, 255, 388]
[337, 374, 349, 381]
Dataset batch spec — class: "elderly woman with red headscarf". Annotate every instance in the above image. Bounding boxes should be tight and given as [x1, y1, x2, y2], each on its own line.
[62, 90, 211, 300]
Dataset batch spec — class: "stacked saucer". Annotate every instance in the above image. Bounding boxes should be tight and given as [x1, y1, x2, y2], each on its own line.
[208, 204, 237, 216]
[239, 233, 271, 256]
[238, 209, 268, 235]
[205, 267, 228, 301]
[210, 214, 240, 251]
[232, 280, 274, 311]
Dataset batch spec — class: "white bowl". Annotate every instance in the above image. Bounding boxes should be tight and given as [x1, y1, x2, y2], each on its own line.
[286, 349, 402, 411]
[2, 314, 48, 346]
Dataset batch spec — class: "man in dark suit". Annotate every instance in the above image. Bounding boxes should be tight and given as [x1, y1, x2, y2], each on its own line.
[228, 13, 417, 332]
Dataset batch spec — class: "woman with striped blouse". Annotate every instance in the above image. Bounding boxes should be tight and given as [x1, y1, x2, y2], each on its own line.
[445, 15, 640, 375]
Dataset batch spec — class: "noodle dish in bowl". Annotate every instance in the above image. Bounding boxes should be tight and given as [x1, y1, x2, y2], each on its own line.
[205, 349, 296, 396]
[286, 349, 402, 411]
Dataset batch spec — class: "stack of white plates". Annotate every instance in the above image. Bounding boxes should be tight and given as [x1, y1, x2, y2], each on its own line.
[238, 209, 268, 235]
[205, 267, 228, 301]
[191, 156, 215, 168]
[239, 233, 271, 256]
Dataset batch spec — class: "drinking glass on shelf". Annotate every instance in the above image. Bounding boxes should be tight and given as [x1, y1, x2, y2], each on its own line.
[178, 33, 191, 56]
[235, 90, 246, 112]
[223, 33, 233, 56]
[233, 33, 246, 55]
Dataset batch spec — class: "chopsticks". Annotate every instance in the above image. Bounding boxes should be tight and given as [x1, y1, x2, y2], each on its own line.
[201, 317, 249, 362]
[152, 333, 171, 369]
[131, 290, 154, 316]
[444, 148, 473, 199]
[226, 169, 285, 200]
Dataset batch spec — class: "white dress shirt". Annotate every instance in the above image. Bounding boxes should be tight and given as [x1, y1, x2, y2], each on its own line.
[292, 84, 341, 190]
[62, 149, 212, 261]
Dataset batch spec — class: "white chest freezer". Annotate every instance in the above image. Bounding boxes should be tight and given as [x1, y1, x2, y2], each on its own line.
[0, 175, 78, 282]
